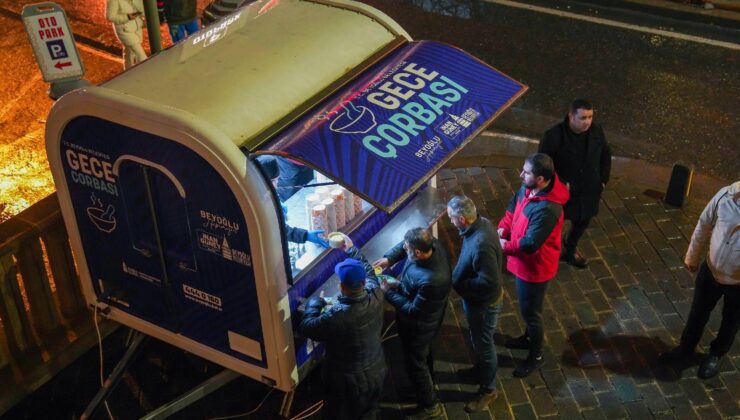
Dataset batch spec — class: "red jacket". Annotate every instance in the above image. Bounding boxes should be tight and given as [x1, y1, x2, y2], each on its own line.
[498, 174, 569, 283]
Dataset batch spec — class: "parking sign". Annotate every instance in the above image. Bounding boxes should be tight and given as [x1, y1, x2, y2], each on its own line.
[23, 2, 84, 82]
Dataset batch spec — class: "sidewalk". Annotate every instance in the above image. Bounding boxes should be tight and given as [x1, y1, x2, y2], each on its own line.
[1, 1, 737, 418]
[6, 135, 737, 419]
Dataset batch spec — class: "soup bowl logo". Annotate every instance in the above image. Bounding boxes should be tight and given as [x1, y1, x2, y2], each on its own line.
[328, 103, 377, 134]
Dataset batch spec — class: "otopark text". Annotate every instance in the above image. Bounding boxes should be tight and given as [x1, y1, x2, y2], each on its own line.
[361, 62, 468, 159]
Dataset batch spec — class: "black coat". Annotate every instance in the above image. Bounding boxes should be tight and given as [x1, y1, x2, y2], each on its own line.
[452, 216, 504, 305]
[539, 117, 611, 221]
[384, 239, 451, 332]
[300, 247, 386, 419]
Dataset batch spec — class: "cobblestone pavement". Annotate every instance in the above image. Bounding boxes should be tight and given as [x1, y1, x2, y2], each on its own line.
[374, 165, 738, 419]
[6, 161, 738, 419]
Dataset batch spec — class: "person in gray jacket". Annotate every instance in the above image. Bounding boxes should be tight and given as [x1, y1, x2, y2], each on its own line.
[446, 196, 504, 413]
[659, 181, 739, 379]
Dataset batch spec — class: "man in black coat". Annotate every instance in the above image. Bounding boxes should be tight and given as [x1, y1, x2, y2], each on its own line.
[447, 196, 504, 412]
[374, 228, 451, 420]
[301, 242, 387, 420]
[538, 99, 611, 268]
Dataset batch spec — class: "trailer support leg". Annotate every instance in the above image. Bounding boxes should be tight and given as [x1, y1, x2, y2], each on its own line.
[81, 330, 147, 420]
[140, 369, 241, 419]
[279, 389, 296, 418]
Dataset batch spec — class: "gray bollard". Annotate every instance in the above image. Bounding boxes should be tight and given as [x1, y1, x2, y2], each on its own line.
[664, 163, 693, 207]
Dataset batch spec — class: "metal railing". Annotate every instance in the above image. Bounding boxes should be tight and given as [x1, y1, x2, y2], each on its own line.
[0, 193, 112, 415]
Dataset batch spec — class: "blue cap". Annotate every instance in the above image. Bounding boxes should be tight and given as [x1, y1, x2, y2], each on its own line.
[334, 259, 366, 289]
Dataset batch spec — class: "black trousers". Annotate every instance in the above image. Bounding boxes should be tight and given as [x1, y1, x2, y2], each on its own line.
[516, 278, 550, 356]
[680, 261, 740, 357]
[564, 218, 591, 252]
[323, 357, 387, 420]
[398, 324, 439, 409]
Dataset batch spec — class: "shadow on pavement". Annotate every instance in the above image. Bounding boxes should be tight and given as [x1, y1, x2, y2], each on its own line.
[561, 328, 701, 381]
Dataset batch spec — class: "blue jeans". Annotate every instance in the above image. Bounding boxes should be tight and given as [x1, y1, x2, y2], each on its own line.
[680, 261, 740, 357]
[516, 278, 550, 356]
[463, 300, 503, 392]
[168, 19, 200, 43]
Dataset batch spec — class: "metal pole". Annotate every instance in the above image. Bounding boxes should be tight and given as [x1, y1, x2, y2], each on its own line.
[140, 369, 242, 419]
[142, 0, 163, 54]
[80, 331, 147, 420]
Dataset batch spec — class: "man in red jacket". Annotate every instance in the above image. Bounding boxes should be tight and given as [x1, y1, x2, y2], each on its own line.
[498, 153, 569, 377]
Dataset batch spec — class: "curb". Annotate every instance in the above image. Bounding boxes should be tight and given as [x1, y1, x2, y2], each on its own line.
[449, 131, 728, 204]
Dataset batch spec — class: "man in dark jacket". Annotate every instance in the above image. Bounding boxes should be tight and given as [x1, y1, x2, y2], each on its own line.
[499, 153, 569, 377]
[374, 228, 451, 420]
[158, 0, 199, 43]
[447, 195, 504, 413]
[538, 99, 611, 268]
[300, 244, 387, 420]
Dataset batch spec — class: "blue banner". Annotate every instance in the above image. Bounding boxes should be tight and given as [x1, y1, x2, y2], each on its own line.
[263, 41, 526, 211]
[60, 117, 267, 367]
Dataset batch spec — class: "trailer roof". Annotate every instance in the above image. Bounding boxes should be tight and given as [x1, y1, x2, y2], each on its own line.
[102, 0, 409, 151]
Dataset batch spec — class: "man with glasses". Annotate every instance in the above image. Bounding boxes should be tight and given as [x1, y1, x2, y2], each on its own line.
[447, 195, 504, 412]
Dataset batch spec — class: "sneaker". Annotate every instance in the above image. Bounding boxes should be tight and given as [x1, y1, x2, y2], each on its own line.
[562, 250, 588, 268]
[464, 390, 498, 413]
[505, 333, 531, 350]
[657, 346, 693, 364]
[513, 354, 544, 377]
[405, 403, 444, 420]
[698, 354, 720, 379]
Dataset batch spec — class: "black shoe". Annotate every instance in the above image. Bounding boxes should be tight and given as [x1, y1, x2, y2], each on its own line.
[698, 354, 720, 379]
[513, 354, 544, 377]
[658, 346, 694, 364]
[505, 333, 531, 350]
[562, 250, 588, 268]
[456, 365, 479, 383]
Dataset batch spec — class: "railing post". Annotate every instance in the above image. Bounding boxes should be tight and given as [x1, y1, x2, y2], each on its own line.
[41, 220, 86, 323]
[0, 250, 35, 354]
[15, 237, 64, 340]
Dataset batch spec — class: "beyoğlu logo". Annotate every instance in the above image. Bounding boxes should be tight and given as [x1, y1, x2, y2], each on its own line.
[191, 13, 241, 47]
[359, 62, 469, 159]
[65, 146, 118, 196]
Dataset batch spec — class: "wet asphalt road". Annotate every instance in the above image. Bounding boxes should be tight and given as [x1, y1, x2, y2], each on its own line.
[362, 0, 740, 181]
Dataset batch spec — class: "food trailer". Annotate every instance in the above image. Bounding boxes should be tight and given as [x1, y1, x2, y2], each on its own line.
[45, 0, 526, 405]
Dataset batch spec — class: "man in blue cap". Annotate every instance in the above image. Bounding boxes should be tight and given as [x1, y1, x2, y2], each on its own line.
[301, 241, 386, 419]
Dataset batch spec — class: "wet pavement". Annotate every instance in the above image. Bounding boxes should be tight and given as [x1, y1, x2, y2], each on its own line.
[1, 0, 738, 418]
[5, 135, 738, 419]
[362, 0, 740, 181]
[0, 0, 737, 220]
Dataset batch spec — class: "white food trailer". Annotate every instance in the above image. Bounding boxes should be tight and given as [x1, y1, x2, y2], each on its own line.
[45, 0, 526, 415]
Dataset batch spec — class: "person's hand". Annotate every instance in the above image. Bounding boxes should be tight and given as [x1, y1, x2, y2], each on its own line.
[373, 257, 390, 269]
[306, 296, 326, 310]
[306, 230, 328, 247]
[497, 227, 505, 237]
[684, 261, 698, 273]
[566, 182, 571, 191]
[340, 235, 354, 250]
[499, 238, 507, 249]
[380, 277, 398, 292]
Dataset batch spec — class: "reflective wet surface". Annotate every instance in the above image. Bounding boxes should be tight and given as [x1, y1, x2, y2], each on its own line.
[364, 0, 739, 181]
